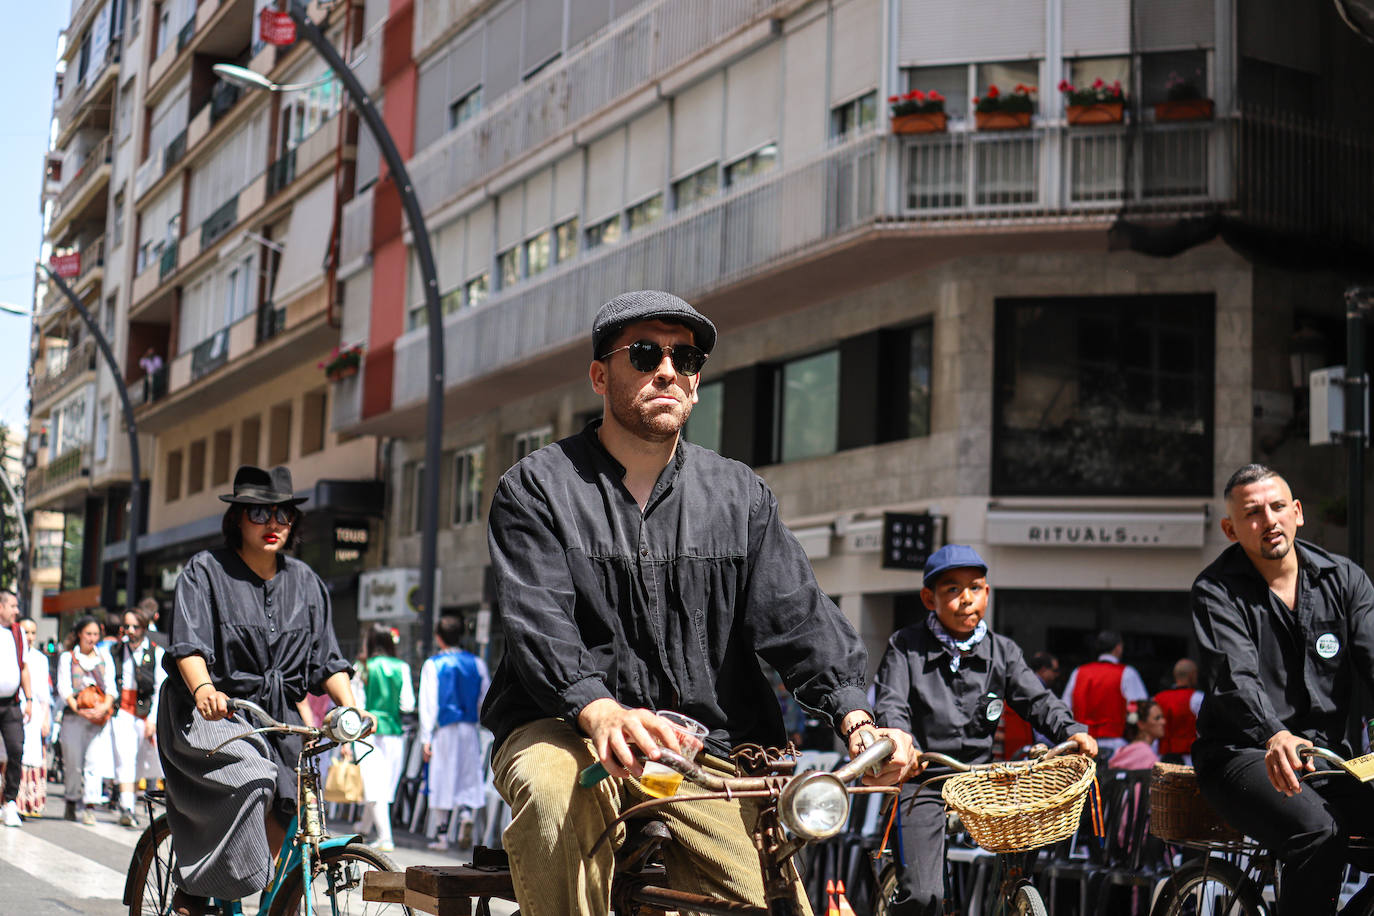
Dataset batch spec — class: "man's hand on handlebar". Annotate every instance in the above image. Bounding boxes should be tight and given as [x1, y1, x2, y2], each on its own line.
[840, 713, 918, 785]
[578, 698, 684, 778]
[1067, 731, 1098, 758]
[1266, 729, 1314, 796]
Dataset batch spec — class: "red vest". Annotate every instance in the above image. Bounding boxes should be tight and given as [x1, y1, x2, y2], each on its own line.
[1071, 661, 1127, 739]
[1000, 707, 1034, 760]
[1155, 687, 1198, 756]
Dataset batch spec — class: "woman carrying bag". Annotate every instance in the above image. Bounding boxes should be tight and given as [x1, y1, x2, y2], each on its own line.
[353, 624, 415, 852]
[57, 615, 116, 824]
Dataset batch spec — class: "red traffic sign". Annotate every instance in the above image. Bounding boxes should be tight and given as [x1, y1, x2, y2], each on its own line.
[50, 252, 81, 279]
[259, 8, 296, 46]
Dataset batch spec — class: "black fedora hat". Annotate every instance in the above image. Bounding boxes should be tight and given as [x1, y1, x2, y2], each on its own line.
[218, 465, 308, 506]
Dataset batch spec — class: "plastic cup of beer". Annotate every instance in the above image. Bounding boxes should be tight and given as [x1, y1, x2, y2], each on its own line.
[638, 711, 708, 798]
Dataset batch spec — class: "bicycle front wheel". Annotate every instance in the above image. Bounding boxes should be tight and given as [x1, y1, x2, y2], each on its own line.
[269, 842, 412, 916]
[1149, 858, 1268, 916]
[1010, 883, 1048, 916]
[125, 813, 176, 916]
[871, 862, 899, 916]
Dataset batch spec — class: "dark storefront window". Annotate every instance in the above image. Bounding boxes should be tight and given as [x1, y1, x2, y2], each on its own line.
[993, 294, 1214, 496]
[686, 381, 724, 453]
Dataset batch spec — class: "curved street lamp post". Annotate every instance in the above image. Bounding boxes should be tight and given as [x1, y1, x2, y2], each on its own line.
[220, 0, 445, 654]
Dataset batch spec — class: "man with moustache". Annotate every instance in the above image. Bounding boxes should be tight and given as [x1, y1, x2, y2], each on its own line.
[481, 290, 914, 916]
[1192, 463, 1374, 916]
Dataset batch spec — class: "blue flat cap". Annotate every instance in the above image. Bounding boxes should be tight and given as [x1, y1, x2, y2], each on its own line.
[923, 544, 988, 588]
[592, 290, 717, 358]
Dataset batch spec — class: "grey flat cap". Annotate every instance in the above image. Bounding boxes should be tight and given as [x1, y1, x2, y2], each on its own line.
[592, 290, 717, 358]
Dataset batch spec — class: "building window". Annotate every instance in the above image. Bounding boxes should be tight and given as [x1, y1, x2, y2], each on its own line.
[402, 460, 424, 534]
[278, 73, 343, 155]
[465, 273, 490, 306]
[448, 86, 483, 130]
[992, 294, 1215, 495]
[268, 402, 292, 465]
[1067, 56, 1130, 99]
[452, 445, 485, 525]
[112, 192, 126, 248]
[626, 194, 663, 234]
[513, 425, 553, 464]
[441, 288, 464, 313]
[830, 91, 878, 138]
[212, 427, 233, 485]
[555, 219, 578, 262]
[976, 60, 1040, 113]
[686, 381, 724, 453]
[673, 164, 719, 210]
[524, 230, 552, 277]
[777, 350, 839, 463]
[902, 65, 968, 121]
[240, 416, 261, 466]
[165, 448, 183, 502]
[724, 143, 779, 188]
[1142, 50, 1207, 107]
[35, 528, 63, 570]
[301, 388, 327, 456]
[187, 439, 206, 495]
[585, 216, 621, 249]
[95, 402, 111, 463]
[497, 247, 520, 289]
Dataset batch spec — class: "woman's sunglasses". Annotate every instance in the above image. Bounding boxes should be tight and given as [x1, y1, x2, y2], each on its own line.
[600, 340, 707, 376]
[246, 505, 294, 526]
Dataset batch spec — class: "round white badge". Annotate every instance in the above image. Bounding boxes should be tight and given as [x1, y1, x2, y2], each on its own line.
[986, 698, 1005, 722]
[1315, 633, 1340, 659]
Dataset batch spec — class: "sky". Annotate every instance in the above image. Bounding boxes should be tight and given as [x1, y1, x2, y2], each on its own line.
[0, 5, 69, 440]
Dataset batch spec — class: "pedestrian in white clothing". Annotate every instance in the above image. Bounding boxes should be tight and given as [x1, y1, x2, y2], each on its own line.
[110, 607, 167, 826]
[57, 616, 117, 825]
[352, 624, 416, 852]
[419, 616, 490, 850]
[18, 618, 52, 818]
[0, 590, 35, 828]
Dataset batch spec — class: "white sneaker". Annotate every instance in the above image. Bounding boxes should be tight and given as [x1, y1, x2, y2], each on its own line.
[3, 801, 21, 827]
[426, 838, 450, 851]
[374, 841, 395, 852]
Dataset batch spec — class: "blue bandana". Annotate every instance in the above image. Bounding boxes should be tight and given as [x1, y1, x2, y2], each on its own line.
[926, 612, 988, 672]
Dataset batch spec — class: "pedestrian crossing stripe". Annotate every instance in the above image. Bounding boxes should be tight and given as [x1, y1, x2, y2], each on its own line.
[0, 824, 129, 900]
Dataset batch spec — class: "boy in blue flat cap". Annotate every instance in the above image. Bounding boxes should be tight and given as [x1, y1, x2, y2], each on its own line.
[874, 545, 1096, 916]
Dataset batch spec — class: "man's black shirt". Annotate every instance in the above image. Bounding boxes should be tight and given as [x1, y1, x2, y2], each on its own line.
[480, 422, 871, 753]
[1192, 539, 1374, 765]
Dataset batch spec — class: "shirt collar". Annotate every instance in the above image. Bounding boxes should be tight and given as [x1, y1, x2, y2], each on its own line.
[580, 418, 688, 500]
[1219, 538, 1335, 583]
[1096, 654, 1122, 664]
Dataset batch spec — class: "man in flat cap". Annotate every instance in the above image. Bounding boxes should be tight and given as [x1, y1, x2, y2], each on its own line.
[481, 290, 913, 915]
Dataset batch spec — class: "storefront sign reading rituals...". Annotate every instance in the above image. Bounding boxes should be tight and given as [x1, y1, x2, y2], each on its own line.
[985, 510, 1206, 548]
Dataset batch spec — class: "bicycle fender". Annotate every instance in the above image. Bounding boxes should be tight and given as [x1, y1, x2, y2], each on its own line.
[320, 833, 362, 850]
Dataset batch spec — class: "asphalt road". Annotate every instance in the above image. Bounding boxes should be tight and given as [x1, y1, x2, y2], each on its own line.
[0, 794, 516, 915]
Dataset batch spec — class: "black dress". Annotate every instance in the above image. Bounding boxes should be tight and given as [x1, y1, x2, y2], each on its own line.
[156, 548, 351, 899]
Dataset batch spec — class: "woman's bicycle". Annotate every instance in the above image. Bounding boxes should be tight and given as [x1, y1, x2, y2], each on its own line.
[872, 741, 1098, 916]
[123, 698, 412, 916]
[1148, 747, 1374, 916]
[384, 736, 899, 916]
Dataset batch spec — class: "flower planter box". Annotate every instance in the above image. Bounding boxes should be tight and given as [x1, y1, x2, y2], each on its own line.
[1154, 98, 1214, 122]
[327, 365, 359, 382]
[891, 112, 948, 134]
[1066, 102, 1124, 125]
[975, 111, 1032, 131]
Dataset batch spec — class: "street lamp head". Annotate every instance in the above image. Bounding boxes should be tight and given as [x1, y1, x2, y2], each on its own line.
[0, 302, 32, 318]
[212, 63, 277, 92]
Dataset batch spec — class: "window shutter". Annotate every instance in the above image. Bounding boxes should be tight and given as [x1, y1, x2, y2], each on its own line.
[724, 43, 781, 162]
[831, 0, 880, 104]
[485, 5, 523, 101]
[626, 105, 668, 204]
[670, 72, 723, 179]
[900, 0, 1046, 65]
[553, 151, 583, 221]
[782, 17, 829, 163]
[585, 128, 626, 223]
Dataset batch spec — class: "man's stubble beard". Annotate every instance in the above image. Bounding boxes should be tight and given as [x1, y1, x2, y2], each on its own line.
[608, 378, 694, 444]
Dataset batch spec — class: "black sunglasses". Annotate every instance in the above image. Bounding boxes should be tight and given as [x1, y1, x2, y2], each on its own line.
[601, 340, 707, 376]
[246, 505, 294, 526]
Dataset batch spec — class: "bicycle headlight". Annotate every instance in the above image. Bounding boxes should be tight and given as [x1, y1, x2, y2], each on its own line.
[779, 771, 850, 841]
[326, 706, 368, 742]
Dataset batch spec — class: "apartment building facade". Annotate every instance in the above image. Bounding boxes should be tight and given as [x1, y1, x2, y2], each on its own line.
[31, 0, 383, 644]
[332, 0, 1374, 683]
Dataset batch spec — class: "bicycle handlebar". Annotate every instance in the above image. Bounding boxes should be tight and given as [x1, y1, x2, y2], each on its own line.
[917, 739, 1082, 774]
[204, 699, 373, 757]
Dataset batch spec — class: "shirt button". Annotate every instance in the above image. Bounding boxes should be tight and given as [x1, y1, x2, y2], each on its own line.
[640, 548, 648, 557]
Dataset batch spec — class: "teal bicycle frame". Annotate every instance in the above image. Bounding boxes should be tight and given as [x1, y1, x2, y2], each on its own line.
[210, 817, 360, 915]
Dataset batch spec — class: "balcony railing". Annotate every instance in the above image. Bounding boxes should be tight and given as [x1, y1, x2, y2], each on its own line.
[32, 339, 97, 404]
[177, 18, 196, 53]
[190, 328, 230, 382]
[209, 80, 242, 125]
[159, 240, 179, 279]
[164, 128, 188, 172]
[55, 41, 119, 137]
[266, 149, 296, 197]
[408, 0, 786, 219]
[25, 443, 91, 501]
[200, 195, 239, 249]
[77, 234, 105, 283]
[56, 135, 113, 211]
[256, 302, 286, 343]
[130, 366, 169, 408]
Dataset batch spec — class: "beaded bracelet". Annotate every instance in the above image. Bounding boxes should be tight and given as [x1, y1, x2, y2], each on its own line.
[843, 716, 877, 741]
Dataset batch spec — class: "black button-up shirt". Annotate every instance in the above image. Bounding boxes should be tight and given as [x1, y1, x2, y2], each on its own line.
[480, 422, 871, 753]
[1192, 539, 1374, 765]
[873, 623, 1084, 765]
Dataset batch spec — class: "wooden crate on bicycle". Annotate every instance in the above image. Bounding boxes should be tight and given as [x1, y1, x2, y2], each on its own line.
[1149, 762, 1244, 844]
[941, 755, 1096, 853]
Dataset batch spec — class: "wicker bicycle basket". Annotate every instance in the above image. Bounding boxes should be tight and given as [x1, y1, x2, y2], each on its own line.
[940, 755, 1096, 853]
[1149, 762, 1244, 844]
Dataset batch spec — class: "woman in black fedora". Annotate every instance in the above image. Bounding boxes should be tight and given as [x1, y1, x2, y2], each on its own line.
[157, 465, 366, 915]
